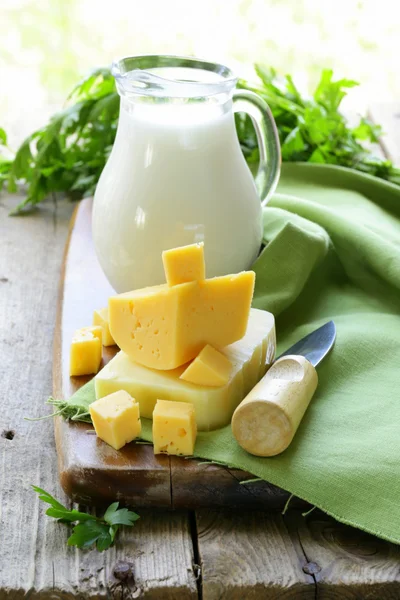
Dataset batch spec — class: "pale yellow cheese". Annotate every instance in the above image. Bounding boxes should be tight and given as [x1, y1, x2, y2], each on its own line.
[222, 308, 276, 393]
[93, 307, 116, 346]
[89, 390, 141, 450]
[108, 271, 255, 370]
[70, 326, 103, 376]
[162, 242, 205, 286]
[153, 400, 197, 455]
[95, 309, 275, 431]
[180, 345, 232, 387]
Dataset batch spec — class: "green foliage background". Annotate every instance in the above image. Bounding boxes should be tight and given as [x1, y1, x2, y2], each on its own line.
[1, 66, 399, 213]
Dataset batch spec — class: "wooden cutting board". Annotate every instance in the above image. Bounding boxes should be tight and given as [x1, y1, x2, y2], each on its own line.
[53, 198, 291, 509]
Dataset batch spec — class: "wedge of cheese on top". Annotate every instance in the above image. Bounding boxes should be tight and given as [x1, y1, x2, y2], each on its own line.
[108, 271, 255, 371]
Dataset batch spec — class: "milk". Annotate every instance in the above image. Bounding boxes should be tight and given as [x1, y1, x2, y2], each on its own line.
[92, 97, 263, 292]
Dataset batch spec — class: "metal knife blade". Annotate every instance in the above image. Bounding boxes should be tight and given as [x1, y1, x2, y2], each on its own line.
[277, 321, 336, 367]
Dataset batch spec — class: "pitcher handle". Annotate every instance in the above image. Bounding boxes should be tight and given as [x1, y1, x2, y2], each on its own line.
[233, 90, 281, 207]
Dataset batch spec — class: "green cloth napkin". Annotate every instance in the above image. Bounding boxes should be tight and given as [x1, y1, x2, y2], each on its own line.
[54, 163, 400, 545]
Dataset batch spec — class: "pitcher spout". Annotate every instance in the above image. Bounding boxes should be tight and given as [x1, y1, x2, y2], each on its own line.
[111, 55, 237, 99]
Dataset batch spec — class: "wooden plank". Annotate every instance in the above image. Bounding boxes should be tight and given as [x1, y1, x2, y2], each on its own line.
[287, 509, 400, 599]
[0, 195, 196, 599]
[196, 507, 400, 600]
[369, 103, 400, 165]
[195, 509, 314, 599]
[54, 197, 289, 510]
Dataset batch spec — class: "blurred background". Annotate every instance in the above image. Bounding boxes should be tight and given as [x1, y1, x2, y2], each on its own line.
[1, 0, 399, 148]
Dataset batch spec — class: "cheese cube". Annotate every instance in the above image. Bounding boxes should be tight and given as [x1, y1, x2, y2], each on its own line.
[180, 345, 232, 387]
[93, 307, 116, 346]
[89, 390, 141, 450]
[162, 242, 205, 286]
[153, 400, 197, 456]
[95, 309, 275, 431]
[108, 271, 255, 370]
[70, 326, 102, 376]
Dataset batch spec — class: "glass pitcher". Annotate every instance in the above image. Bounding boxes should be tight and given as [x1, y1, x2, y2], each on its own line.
[92, 55, 280, 292]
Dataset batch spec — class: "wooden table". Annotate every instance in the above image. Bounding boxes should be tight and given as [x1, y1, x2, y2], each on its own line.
[1, 104, 400, 599]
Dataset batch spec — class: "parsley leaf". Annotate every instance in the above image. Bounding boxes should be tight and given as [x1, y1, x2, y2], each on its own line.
[67, 520, 112, 551]
[33, 486, 139, 552]
[104, 502, 140, 526]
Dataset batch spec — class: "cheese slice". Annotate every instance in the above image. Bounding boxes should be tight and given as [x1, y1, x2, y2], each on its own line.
[89, 390, 141, 450]
[180, 345, 232, 387]
[222, 308, 276, 393]
[95, 309, 275, 431]
[162, 242, 205, 286]
[108, 271, 255, 370]
[153, 400, 197, 455]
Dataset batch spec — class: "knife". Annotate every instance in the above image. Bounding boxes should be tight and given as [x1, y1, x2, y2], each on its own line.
[231, 321, 336, 457]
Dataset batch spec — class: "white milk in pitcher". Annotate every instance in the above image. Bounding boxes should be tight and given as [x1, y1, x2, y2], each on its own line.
[92, 94, 263, 292]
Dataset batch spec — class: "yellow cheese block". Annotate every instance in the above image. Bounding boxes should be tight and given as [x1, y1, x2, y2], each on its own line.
[89, 390, 141, 450]
[180, 344, 232, 387]
[108, 271, 255, 370]
[70, 326, 103, 376]
[222, 308, 276, 393]
[93, 307, 116, 346]
[95, 309, 275, 431]
[153, 400, 197, 455]
[162, 242, 205, 286]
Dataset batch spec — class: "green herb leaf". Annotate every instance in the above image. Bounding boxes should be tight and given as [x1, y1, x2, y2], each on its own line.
[32, 485, 68, 510]
[46, 507, 97, 522]
[67, 520, 113, 551]
[352, 117, 382, 143]
[103, 502, 140, 526]
[0, 127, 7, 145]
[281, 127, 306, 160]
[313, 69, 358, 112]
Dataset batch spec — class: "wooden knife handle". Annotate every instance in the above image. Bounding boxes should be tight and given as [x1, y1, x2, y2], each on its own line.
[231, 355, 318, 457]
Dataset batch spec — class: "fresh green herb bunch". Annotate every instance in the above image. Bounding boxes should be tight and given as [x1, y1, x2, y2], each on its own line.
[33, 486, 139, 551]
[4, 69, 119, 213]
[1, 65, 399, 213]
[237, 66, 400, 184]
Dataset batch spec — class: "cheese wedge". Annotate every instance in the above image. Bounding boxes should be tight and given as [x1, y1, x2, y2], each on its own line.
[95, 309, 275, 431]
[162, 243, 205, 286]
[108, 271, 255, 370]
[180, 345, 232, 387]
[153, 400, 197, 455]
[89, 390, 141, 450]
